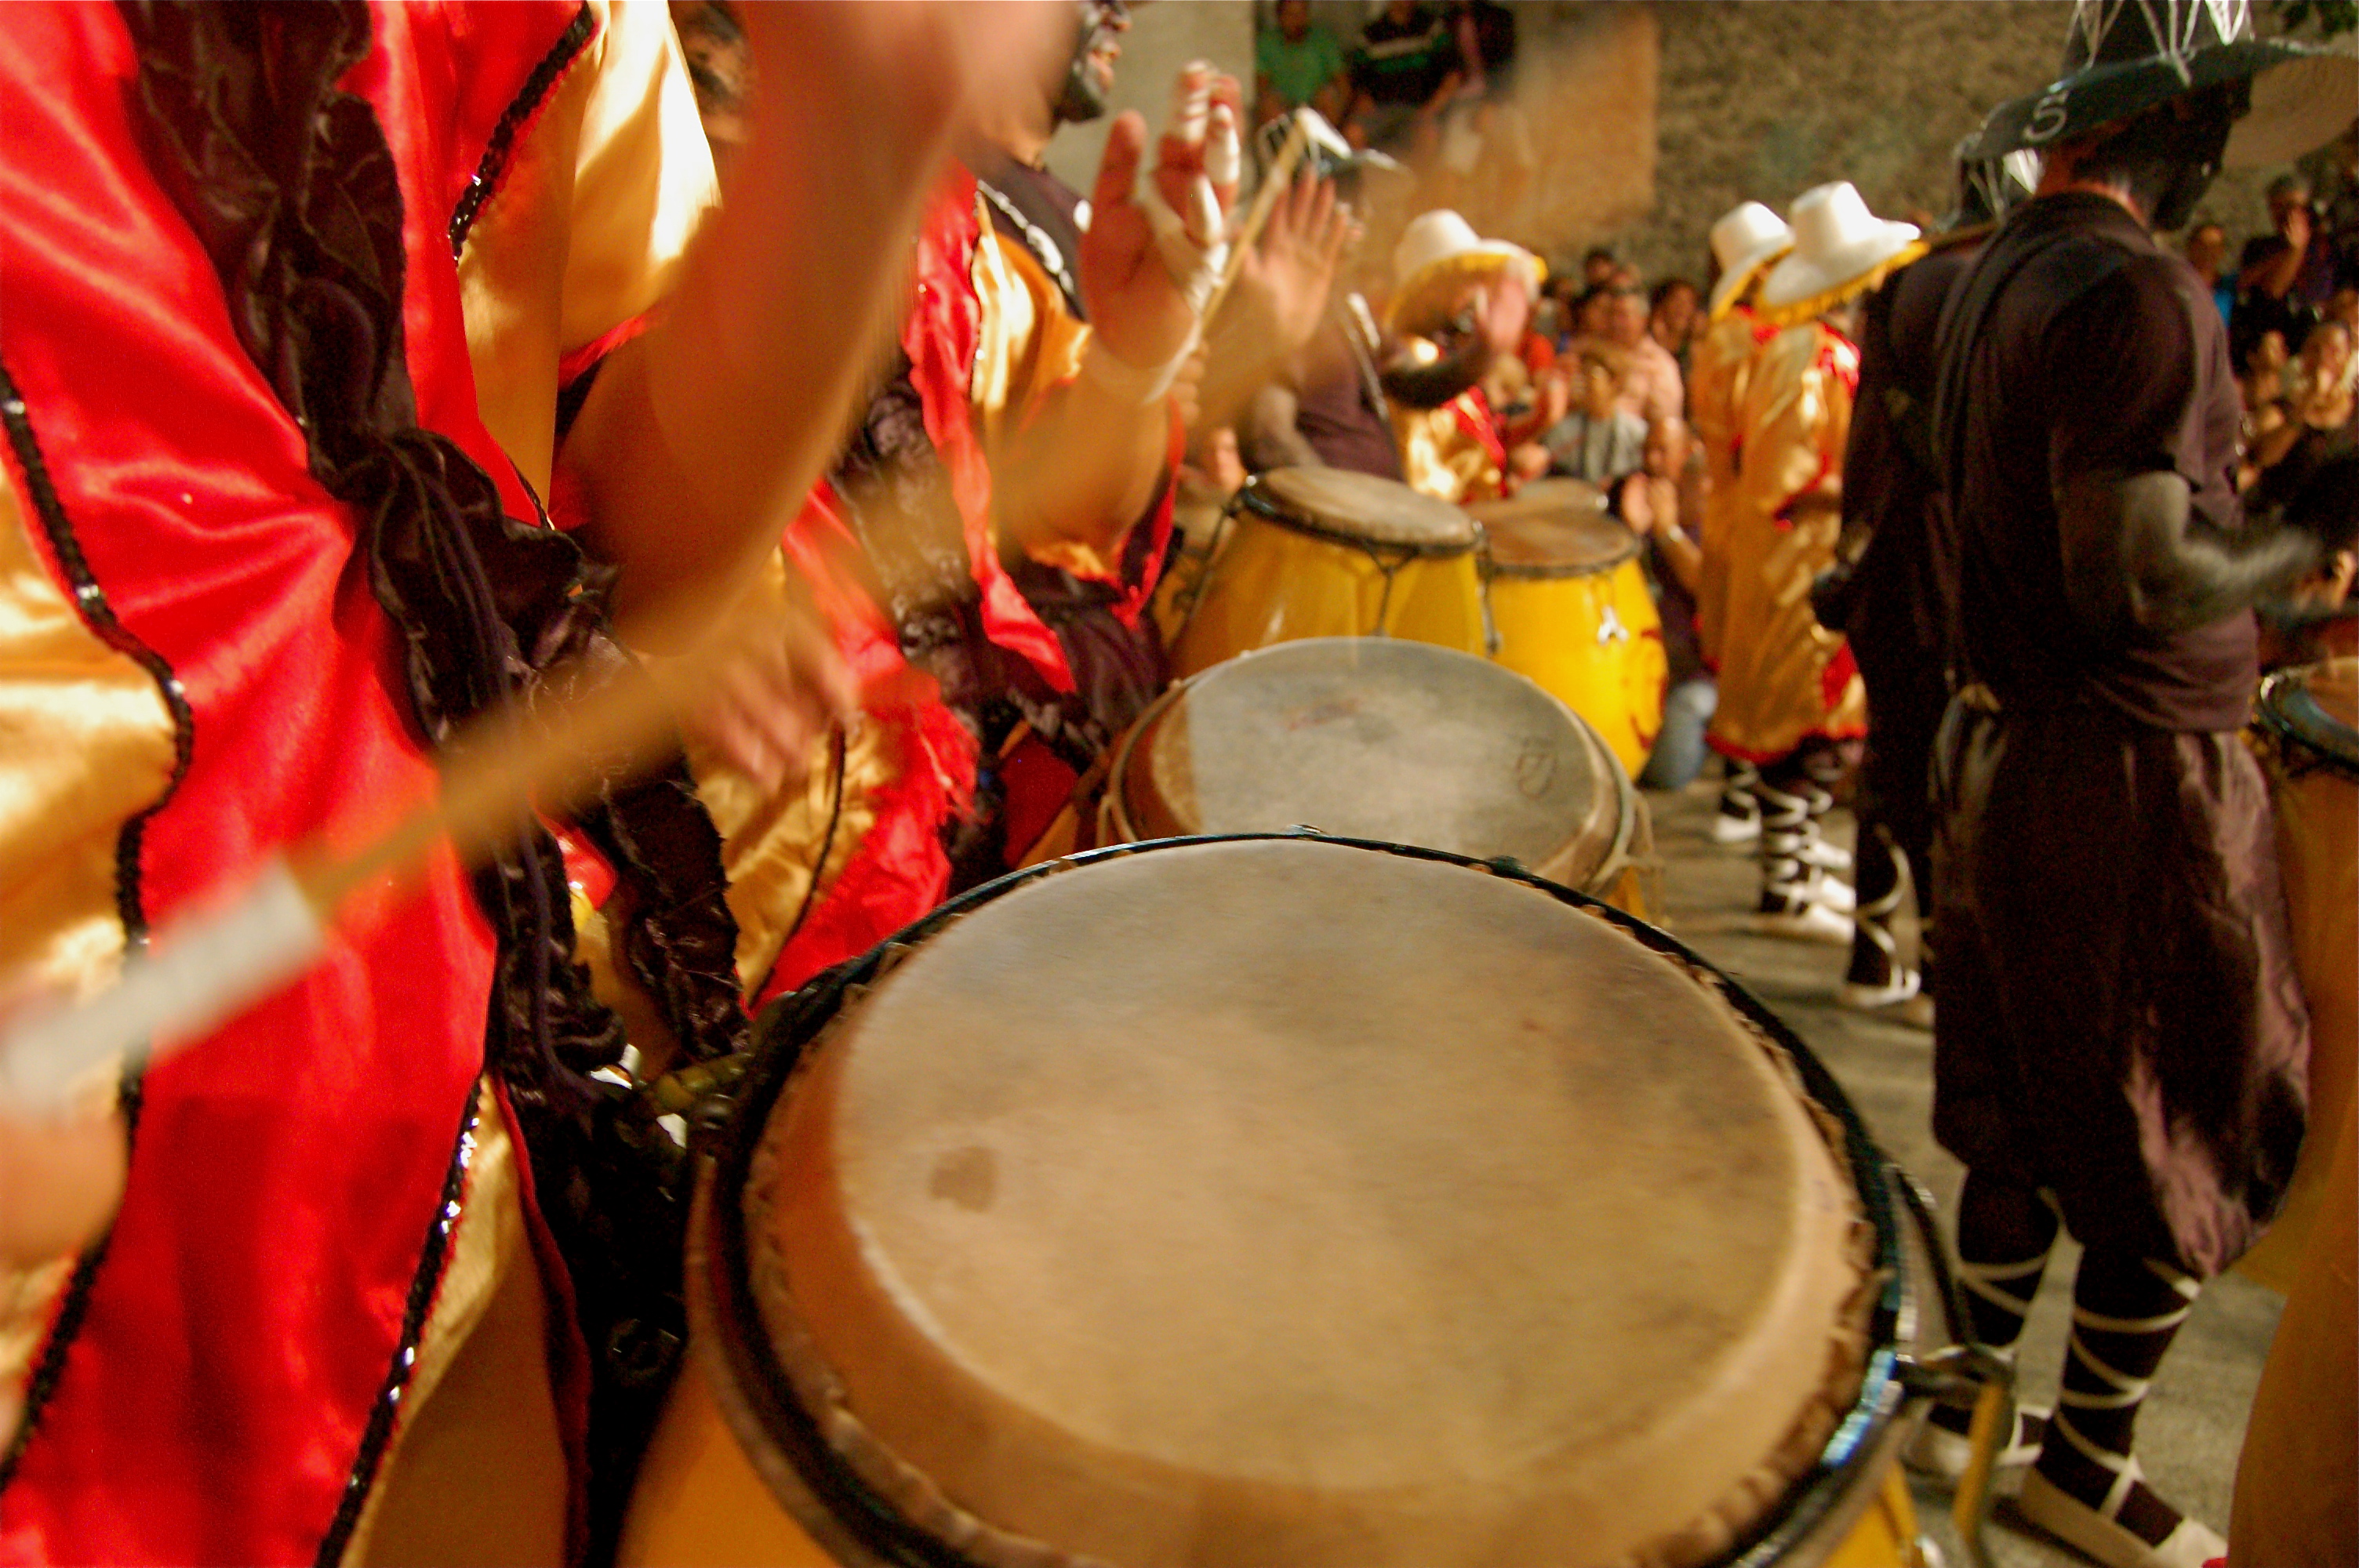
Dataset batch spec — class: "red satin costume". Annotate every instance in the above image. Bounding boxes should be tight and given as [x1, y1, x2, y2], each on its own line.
[0, 5, 598, 1561]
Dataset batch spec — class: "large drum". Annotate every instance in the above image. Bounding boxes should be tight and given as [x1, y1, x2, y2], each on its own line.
[1168, 467, 1485, 680]
[1107, 637, 1650, 912]
[1469, 479, 1668, 779]
[620, 837, 1961, 1568]
[2237, 657, 2358, 1293]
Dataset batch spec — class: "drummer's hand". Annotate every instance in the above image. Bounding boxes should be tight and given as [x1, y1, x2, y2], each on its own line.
[680, 583, 858, 793]
[1508, 443, 1552, 486]
[1539, 366, 1572, 429]
[1230, 172, 1351, 361]
[1081, 67, 1244, 372]
[1613, 470, 1656, 535]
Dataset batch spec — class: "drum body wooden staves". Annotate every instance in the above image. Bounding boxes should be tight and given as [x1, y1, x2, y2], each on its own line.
[1470, 479, 1668, 779]
[1169, 468, 1483, 680]
[620, 837, 1946, 1568]
[2237, 657, 2359, 1292]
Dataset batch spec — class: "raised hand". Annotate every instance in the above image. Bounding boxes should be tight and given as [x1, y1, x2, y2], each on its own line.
[1080, 64, 1245, 373]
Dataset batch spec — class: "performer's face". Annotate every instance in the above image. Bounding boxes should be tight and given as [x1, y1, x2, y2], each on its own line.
[1052, 0, 1130, 125]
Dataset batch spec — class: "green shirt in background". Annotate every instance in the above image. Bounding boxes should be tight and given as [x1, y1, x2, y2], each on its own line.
[1257, 25, 1346, 110]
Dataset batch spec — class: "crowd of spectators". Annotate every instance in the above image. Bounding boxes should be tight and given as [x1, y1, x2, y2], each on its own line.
[2204, 146, 2359, 525]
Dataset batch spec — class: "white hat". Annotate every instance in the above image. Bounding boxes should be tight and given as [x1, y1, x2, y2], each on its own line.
[1705, 201, 1793, 322]
[1385, 209, 1543, 332]
[1756, 183, 1925, 327]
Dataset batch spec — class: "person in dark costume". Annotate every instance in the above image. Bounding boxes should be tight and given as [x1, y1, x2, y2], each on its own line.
[1926, 3, 2354, 1563]
[1817, 147, 2039, 1024]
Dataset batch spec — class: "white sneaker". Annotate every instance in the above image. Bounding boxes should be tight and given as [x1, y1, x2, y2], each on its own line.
[1710, 801, 1761, 844]
[1797, 837, 1853, 873]
[1840, 967, 1921, 1011]
[1803, 871, 1856, 913]
[1755, 898, 1855, 945]
[2016, 1467, 2225, 1568]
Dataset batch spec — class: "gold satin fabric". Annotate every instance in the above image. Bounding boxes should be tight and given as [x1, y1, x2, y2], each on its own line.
[1394, 395, 1505, 505]
[458, 0, 716, 498]
[972, 220, 1107, 580]
[1689, 308, 1763, 668]
[0, 461, 180, 1433]
[341, 1083, 567, 1568]
[1707, 323, 1865, 761]
[673, 556, 903, 996]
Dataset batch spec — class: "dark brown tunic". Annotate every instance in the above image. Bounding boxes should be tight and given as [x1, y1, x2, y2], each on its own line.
[1928, 193, 2310, 1277]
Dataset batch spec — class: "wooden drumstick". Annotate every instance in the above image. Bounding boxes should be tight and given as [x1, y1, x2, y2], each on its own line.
[1198, 110, 1314, 326]
[0, 604, 776, 1115]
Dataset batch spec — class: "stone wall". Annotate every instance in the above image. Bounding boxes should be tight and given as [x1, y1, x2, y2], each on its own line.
[1044, 3, 1257, 196]
[1136, 2, 2294, 289]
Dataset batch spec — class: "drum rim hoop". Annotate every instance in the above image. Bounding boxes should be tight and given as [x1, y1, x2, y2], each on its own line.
[692, 835, 1920, 1568]
[2255, 666, 2359, 782]
[1112, 641, 1627, 891]
[1234, 477, 1478, 557]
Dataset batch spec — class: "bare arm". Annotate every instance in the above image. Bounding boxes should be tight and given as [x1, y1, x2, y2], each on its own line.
[563, 5, 1064, 645]
[1241, 382, 1321, 471]
[2057, 469, 2321, 641]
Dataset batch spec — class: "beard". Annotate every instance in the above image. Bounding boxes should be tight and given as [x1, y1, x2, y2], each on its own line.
[1052, 15, 1118, 125]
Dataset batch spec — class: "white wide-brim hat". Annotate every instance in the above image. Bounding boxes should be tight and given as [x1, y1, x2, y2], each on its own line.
[1706, 201, 1794, 322]
[1386, 209, 1544, 332]
[1757, 183, 1925, 327]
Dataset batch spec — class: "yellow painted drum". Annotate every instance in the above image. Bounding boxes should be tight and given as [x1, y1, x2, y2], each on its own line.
[1469, 479, 1669, 779]
[1169, 466, 1483, 679]
[1108, 636, 1651, 913]
[621, 837, 1953, 1568]
[2237, 658, 2358, 1293]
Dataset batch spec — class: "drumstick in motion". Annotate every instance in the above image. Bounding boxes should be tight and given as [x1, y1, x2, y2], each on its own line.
[1198, 109, 1313, 325]
[0, 603, 780, 1116]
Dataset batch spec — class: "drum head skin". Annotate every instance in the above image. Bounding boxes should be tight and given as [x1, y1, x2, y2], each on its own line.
[750, 840, 1868, 1568]
[1466, 481, 1637, 578]
[1126, 638, 1623, 889]
[1244, 466, 1478, 553]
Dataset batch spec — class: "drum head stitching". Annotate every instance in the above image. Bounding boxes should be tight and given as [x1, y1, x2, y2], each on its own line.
[700, 835, 1912, 1568]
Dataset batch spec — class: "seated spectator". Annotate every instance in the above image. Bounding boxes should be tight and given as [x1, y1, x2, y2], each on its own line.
[1648, 276, 1701, 372]
[1572, 283, 1615, 346]
[1345, 0, 1460, 159]
[2236, 172, 2333, 368]
[1606, 281, 1683, 427]
[2254, 318, 2355, 512]
[1524, 341, 1647, 485]
[2186, 220, 2234, 326]
[1580, 245, 1619, 292]
[1256, 0, 1348, 129]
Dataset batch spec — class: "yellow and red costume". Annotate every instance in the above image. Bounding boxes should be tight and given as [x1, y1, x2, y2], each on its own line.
[1705, 322, 1867, 764]
[684, 172, 1176, 1007]
[1688, 305, 1781, 670]
[0, 4, 725, 1561]
[1394, 389, 1510, 506]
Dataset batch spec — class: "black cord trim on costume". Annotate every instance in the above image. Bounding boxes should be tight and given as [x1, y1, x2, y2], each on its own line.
[312, 1094, 484, 1568]
[0, 1074, 144, 1497]
[0, 364, 191, 1492]
[0, 360, 196, 947]
[446, 2, 595, 258]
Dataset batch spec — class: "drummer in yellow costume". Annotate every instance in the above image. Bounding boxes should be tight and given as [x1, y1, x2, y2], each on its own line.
[1707, 183, 1922, 942]
[1692, 201, 1792, 844]
[1382, 209, 1544, 506]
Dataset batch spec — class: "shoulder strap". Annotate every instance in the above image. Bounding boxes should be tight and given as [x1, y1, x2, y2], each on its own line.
[1930, 218, 2128, 500]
